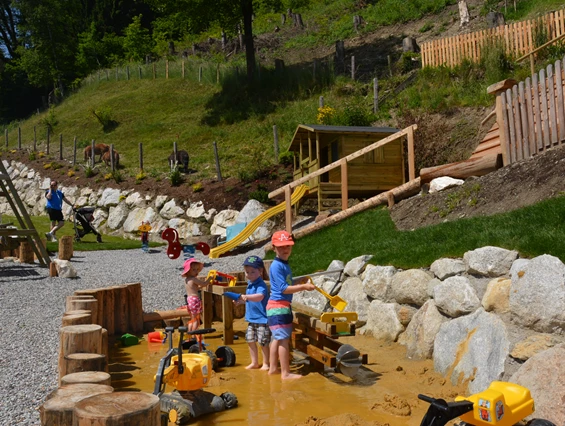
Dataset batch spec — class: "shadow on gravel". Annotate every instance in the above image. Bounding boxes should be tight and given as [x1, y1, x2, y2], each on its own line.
[0, 264, 44, 281]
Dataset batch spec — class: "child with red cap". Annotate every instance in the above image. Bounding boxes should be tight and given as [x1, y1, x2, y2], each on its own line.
[181, 258, 212, 332]
[266, 230, 315, 379]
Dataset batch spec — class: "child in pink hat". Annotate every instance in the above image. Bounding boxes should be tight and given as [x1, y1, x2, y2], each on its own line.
[181, 258, 212, 332]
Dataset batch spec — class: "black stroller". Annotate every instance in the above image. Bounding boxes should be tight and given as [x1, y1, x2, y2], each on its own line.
[72, 207, 102, 242]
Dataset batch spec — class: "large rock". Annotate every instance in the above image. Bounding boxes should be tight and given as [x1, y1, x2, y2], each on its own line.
[168, 218, 193, 239]
[389, 269, 432, 306]
[159, 199, 185, 219]
[123, 207, 156, 233]
[186, 201, 206, 219]
[236, 199, 275, 242]
[210, 209, 239, 237]
[362, 301, 404, 342]
[125, 192, 146, 208]
[433, 276, 480, 318]
[53, 259, 77, 278]
[510, 344, 565, 425]
[106, 202, 130, 230]
[463, 246, 518, 277]
[92, 209, 108, 230]
[399, 300, 447, 360]
[337, 276, 370, 324]
[434, 309, 510, 394]
[430, 258, 465, 280]
[97, 188, 121, 207]
[481, 277, 511, 313]
[362, 265, 397, 301]
[343, 255, 373, 277]
[293, 276, 335, 311]
[509, 254, 565, 333]
[429, 176, 464, 193]
[510, 334, 561, 362]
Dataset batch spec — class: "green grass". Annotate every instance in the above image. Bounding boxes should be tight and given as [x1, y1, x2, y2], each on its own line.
[280, 196, 565, 276]
[2, 214, 162, 251]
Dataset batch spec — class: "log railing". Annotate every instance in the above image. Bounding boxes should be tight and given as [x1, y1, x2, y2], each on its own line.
[269, 125, 417, 232]
[421, 9, 565, 68]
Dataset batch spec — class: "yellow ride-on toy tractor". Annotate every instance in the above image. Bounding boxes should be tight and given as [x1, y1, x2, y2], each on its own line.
[418, 381, 555, 426]
[153, 326, 238, 424]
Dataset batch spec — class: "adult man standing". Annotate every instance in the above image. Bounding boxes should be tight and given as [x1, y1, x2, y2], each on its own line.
[45, 180, 73, 242]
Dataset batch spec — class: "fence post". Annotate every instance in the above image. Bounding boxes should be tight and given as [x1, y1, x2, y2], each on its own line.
[98, 71, 100, 82]
[172, 141, 178, 170]
[110, 144, 115, 171]
[139, 66, 142, 80]
[153, 63, 156, 79]
[91, 139, 95, 168]
[213, 141, 222, 182]
[18, 127, 21, 150]
[199, 66, 202, 82]
[106, 70, 109, 81]
[216, 64, 220, 83]
[351, 56, 355, 80]
[182, 61, 185, 79]
[139, 142, 143, 172]
[126, 66, 130, 80]
[73, 136, 77, 165]
[273, 125, 280, 163]
[33, 126, 37, 151]
[46, 128, 50, 154]
[388, 55, 393, 77]
[319, 96, 324, 108]
[4, 128, 6, 148]
[166, 60, 169, 79]
[116, 66, 119, 81]
[59, 134, 63, 161]
[373, 78, 379, 113]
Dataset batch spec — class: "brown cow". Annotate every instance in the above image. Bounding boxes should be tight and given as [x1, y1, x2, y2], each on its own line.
[102, 150, 120, 168]
[84, 143, 110, 163]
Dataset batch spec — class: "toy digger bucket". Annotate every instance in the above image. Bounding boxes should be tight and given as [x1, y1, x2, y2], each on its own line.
[307, 277, 347, 312]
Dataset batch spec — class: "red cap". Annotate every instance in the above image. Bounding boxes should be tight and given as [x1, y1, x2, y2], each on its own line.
[271, 230, 294, 247]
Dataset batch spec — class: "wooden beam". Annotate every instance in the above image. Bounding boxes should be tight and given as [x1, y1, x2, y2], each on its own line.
[407, 127, 415, 180]
[419, 153, 502, 183]
[341, 159, 348, 211]
[285, 185, 292, 233]
[269, 125, 417, 198]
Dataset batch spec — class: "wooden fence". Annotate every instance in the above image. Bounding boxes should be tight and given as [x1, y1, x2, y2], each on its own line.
[421, 9, 565, 68]
[491, 55, 565, 166]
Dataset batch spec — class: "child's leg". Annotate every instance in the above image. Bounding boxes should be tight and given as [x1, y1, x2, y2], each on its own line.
[278, 338, 301, 380]
[258, 323, 271, 370]
[246, 343, 260, 369]
[268, 340, 280, 375]
[260, 344, 270, 370]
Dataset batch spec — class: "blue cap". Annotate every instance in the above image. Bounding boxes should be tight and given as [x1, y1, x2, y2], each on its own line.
[243, 255, 264, 269]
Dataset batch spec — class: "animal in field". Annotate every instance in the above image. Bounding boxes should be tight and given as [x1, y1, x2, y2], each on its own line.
[168, 149, 189, 172]
[102, 150, 120, 168]
[84, 143, 110, 163]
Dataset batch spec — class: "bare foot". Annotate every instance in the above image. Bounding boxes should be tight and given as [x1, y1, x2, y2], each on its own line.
[246, 363, 260, 370]
[260, 364, 270, 371]
[268, 368, 281, 375]
[281, 372, 302, 380]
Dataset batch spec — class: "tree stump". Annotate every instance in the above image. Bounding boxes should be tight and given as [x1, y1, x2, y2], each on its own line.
[74, 392, 161, 426]
[19, 241, 35, 264]
[62, 313, 92, 327]
[63, 353, 106, 375]
[125, 283, 144, 333]
[111, 285, 129, 335]
[66, 295, 96, 311]
[67, 297, 98, 324]
[64, 310, 91, 317]
[39, 383, 113, 426]
[58, 325, 102, 383]
[61, 371, 111, 386]
[49, 261, 58, 277]
[58, 235, 73, 260]
[75, 288, 114, 335]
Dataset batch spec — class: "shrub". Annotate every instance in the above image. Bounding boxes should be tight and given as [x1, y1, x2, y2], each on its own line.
[67, 169, 75, 177]
[28, 151, 36, 161]
[39, 106, 57, 131]
[50, 162, 62, 170]
[169, 167, 183, 186]
[112, 170, 124, 183]
[91, 106, 118, 132]
[104, 172, 113, 180]
[192, 182, 203, 192]
[317, 106, 336, 124]
[279, 151, 294, 165]
[43, 163, 51, 169]
[85, 165, 96, 178]
[249, 189, 270, 204]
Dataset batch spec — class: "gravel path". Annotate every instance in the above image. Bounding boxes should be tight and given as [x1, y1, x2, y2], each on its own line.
[0, 245, 265, 425]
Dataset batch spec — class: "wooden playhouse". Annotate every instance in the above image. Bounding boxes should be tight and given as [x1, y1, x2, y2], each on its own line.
[286, 124, 415, 211]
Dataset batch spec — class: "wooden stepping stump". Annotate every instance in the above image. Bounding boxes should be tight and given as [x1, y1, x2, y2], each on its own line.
[58, 324, 103, 383]
[39, 383, 113, 426]
[62, 313, 92, 327]
[67, 298, 98, 325]
[61, 371, 112, 386]
[63, 353, 106, 375]
[63, 310, 92, 317]
[74, 392, 161, 426]
[19, 241, 35, 264]
[58, 235, 74, 260]
[65, 295, 95, 311]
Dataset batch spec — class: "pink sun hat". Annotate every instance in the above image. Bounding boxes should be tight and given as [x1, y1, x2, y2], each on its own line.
[181, 258, 203, 276]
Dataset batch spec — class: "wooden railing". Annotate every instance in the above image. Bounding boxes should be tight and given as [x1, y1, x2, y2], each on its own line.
[421, 9, 565, 68]
[489, 55, 565, 166]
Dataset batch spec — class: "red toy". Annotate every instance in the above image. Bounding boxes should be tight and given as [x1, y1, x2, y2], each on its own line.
[161, 227, 210, 259]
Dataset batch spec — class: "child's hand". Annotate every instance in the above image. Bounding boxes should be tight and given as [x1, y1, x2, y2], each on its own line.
[295, 276, 309, 285]
[303, 283, 316, 291]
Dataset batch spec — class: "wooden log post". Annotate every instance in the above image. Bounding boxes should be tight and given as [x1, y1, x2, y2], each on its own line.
[67, 298, 98, 324]
[65, 294, 95, 309]
[58, 324, 103, 383]
[64, 310, 91, 317]
[111, 285, 129, 335]
[100, 328, 108, 373]
[126, 283, 144, 334]
[58, 235, 73, 260]
[19, 241, 35, 264]
[50, 261, 58, 277]
[62, 314, 92, 327]
[73, 392, 161, 426]
[75, 288, 114, 335]
[63, 353, 106, 375]
[39, 383, 113, 426]
[61, 371, 111, 386]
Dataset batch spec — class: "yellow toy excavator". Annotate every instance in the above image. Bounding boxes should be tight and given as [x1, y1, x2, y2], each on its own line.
[419, 381, 555, 426]
[153, 326, 238, 424]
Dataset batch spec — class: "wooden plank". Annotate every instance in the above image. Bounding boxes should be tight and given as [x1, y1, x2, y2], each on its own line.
[419, 154, 502, 183]
[556, 59, 565, 144]
[525, 77, 537, 156]
[307, 345, 337, 368]
[506, 88, 517, 163]
[546, 64, 559, 145]
[532, 72, 544, 153]
[408, 126, 415, 180]
[512, 85, 523, 161]
[340, 159, 348, 211]
[519, 82, 530, 158]
[539, 68, 551, 149]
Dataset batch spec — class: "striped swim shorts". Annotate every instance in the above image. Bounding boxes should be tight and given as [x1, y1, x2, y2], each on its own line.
[266, 300, 293, 340]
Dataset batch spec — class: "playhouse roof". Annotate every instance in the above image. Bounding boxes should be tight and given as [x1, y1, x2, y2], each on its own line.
[287, 124, 399, 152]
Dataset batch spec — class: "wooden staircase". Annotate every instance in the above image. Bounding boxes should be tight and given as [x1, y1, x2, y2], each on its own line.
[317, 183, 343, 212]
[0, 159, 51, 265]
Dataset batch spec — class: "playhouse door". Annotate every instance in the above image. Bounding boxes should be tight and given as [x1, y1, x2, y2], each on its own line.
[294, 157, 319, 190]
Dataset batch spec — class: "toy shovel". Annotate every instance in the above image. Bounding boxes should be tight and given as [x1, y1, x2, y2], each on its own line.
[222, 291, 242, 301]
[307, 277, 347, 312]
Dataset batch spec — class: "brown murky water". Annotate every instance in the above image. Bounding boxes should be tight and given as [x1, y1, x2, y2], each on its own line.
[110, 319, 467, 425]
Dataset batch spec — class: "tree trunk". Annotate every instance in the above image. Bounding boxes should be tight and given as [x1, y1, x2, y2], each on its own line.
[241, 0, 256, 82]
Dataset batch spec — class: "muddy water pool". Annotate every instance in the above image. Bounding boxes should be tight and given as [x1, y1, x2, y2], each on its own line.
[110, 319, 466, 425]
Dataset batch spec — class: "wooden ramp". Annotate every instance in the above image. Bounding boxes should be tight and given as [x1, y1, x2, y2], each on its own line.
[419, 121, 503, 183]
[0, 159, 51, 266]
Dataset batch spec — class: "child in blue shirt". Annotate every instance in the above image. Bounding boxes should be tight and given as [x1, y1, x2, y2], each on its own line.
[267, 230, 315, 380]
[238, 255, 271, 370]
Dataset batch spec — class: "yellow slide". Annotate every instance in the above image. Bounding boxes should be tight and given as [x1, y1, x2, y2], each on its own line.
[208, 184, 309, 258]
